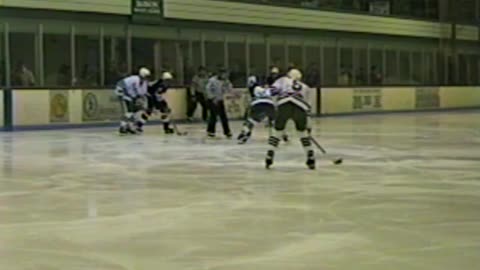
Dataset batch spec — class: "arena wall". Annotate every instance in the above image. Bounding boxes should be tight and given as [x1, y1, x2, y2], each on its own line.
[0, 0, 130, 14]
[0, 90, 3, 127]
[5, 87, 480, 129]
[164, 0, 478, 41]
[11, 89, 190, 128]
[440, 87, 480, 109]
[321, 87, 480, 115]
[13, 90, 50, 126]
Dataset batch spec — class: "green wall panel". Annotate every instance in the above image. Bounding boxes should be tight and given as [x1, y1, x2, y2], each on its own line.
[1, 0, 131, 15]
[164, 0, 478, 41]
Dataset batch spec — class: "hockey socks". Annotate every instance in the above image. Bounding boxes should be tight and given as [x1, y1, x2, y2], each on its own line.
[265, 135, 280, 169]
[119, 112, 137, 135]
[301, 135, 315, 170]
[238, 118, 255, 144]
[134, 111, 149, 133]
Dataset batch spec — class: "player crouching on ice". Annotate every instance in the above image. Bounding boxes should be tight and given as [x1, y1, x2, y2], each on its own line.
[135, 71, 175, 134]
[265, 69, 315, 170]
[114, 67, 151, 135]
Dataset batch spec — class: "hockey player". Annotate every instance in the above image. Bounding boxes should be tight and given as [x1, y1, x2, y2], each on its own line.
[265, 69, 315, 170]
[243, 71, 261, 120]
[114, 67, 151, 135]
[266, 66, 281, 86]
[268, 66, 290, 143]
[237, 67, 289, 144]
[246, 71, 261, 98]
[237, 86, 275, 144]
[135, 71, 175, 134]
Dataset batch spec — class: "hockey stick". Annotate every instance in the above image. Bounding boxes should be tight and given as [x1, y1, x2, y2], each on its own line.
[310, 136, 343, 165]
[309, 136, 343, 165]
[310, 136, 327, 154]
[172, 122, 188, 136]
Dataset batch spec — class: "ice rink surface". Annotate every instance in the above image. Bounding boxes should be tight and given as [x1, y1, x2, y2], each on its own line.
[0, 111, 479, 270]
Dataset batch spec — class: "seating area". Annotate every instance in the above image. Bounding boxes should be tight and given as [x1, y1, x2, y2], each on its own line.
[219, 0, 477, 23]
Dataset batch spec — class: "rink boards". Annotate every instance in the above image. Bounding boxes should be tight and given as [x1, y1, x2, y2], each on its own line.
[0, 90, 3, 127]
[321, 86, 480, 115]
[8, 88, 251, 129]
[3, 86, 480, 129]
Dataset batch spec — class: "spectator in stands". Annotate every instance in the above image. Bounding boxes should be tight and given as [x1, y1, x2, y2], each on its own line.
[106, 61, 128, 85]
[301, 0, 320, 8]
[356, 67, 367, 85]
[342, 0, 367, 11]
[12, 61, 35, 86]
[287, 62, 296, 72]
[107, 61, 129, 84]
[80, 64, 98, 86]
[305, 62, 320, 87]
[57, 64, 72, 86]
[338, 65, 352, 85]
[318, 0, 338, 9]
[370, 65, 383, 85]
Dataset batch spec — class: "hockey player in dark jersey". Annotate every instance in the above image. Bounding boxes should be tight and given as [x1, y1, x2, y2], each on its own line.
[266, 66, 281, 86]
[243, 72, 261, 120]
[246, 72, 260, 98]
[265, 69, 315, 170]
[266, 66, 289, 142]
[135, 71, 175, 134]
[238, 66, 289, 144]
[237, 86, 276, 144]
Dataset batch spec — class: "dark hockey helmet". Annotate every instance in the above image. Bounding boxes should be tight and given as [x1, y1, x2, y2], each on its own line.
[218, 67, 229, 79]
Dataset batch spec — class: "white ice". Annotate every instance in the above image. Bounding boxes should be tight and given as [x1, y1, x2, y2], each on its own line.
[0, 112, 479, 270]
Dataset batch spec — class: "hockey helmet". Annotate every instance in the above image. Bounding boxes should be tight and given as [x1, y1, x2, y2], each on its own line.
[162, 71, 173, 80]
[288, 69, 302, 81]
[218, 67, 229, 79]
[139, 67, 151, 78]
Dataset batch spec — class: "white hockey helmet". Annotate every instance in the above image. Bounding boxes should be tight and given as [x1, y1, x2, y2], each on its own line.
[162, 71, 173, 80]
[287, 69, 302, 81]
[139, 67, 151, 78]
[271, 67, 279, 74]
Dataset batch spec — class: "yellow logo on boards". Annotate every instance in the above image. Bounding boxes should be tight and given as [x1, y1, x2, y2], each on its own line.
[51, 94, 68, 118]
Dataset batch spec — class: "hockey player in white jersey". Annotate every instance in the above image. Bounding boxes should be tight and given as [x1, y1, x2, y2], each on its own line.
[237, 85, 276, 144]
[265, 69, 315, 170]
[114, 67, 151, 135]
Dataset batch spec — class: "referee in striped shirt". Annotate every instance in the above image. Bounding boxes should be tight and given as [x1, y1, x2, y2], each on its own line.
[205, 67, 233, 138]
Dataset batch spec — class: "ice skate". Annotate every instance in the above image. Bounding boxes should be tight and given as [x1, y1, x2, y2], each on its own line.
[306, 150, 315, 170]
[237, 131, 251, 144]
[265, 150, 275, 169]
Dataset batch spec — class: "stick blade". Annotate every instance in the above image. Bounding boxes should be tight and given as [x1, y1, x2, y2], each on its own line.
[333, 158, 343, 165]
